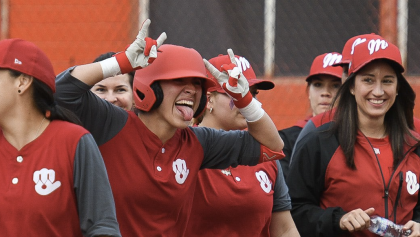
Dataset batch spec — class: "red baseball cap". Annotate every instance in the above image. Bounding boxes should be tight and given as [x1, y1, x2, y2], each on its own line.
[306, 52, 343, 82]
[0, 38, 56, 92]
[206, 54, 274, 93]
[348, 38, 403, 75]
[333, 33, 383, 67]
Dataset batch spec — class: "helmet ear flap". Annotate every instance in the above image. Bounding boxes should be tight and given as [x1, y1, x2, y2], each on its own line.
[133, 82, 156, 111]
[193, 90, 208, 118]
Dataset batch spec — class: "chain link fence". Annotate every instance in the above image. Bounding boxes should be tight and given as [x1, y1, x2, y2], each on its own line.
[149, 0, 419, 76]
[1, 0, 419, 128]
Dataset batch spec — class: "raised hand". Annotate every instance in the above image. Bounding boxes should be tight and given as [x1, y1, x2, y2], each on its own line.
[115, 19, 167, 74]
[204, 48, 252, 108]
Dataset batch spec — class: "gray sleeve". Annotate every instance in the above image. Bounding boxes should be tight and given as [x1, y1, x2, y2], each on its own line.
[55, 68, 128, 145]
[289, 120, 316, 165]
[272, 160, 292, 212]
[73, 134, 121, 237]
[190, 127, 261, 169]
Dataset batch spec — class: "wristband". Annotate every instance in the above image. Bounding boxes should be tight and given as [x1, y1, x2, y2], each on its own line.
[258, 145, 285, 163]
[238, 98, 265, 122]
[99, 57, 121, 79]
[232, 91, 253, 108]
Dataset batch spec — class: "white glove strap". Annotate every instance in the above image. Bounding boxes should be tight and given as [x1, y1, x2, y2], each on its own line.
[238, 98, 265, 122]
[99, 57, 121, 79]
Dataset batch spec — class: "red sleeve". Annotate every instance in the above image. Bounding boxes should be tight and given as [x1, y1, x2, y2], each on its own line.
[258, 144, 285, 163]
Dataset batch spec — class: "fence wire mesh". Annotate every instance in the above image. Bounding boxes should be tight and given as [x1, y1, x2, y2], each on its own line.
[1, 0, 420, 128]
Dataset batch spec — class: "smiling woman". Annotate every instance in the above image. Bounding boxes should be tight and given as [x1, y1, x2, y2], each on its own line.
[287, 37, 420, 237]
[90, 52, 135, 111]
[54, 19, 284, 237]
[352, 60, 398, 129]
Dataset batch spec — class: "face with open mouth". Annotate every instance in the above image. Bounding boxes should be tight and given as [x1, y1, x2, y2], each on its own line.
[352, 60, 398, 122]
[158, 77, 203, 128]
[308, 75, 342, 116]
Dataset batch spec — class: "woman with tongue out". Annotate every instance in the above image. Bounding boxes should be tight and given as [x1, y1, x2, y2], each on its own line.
[54, 19, 284, 237]
[186, 54, 300, 237]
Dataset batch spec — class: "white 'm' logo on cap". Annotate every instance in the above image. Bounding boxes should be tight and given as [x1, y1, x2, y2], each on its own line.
[234, 57, 251, 73]
[14, 58, 22, 65]
[367, 39, 389, 55]
[323, 53, 342, 68]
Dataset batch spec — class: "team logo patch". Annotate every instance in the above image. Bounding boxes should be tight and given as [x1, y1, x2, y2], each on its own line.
[33, 168, 61, 195]
[406, 171, 419, 195]
[323, 53, 342, 68]
[367, 39, 389, 55]
[173, 159, 189, 184]
[255, 170, 272, 193]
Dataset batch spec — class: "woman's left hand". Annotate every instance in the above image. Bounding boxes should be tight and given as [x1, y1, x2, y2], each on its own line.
[402, 220, 420, 237]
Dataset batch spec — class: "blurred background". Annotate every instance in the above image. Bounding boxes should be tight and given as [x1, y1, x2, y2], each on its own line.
[1, 0, 419, 129]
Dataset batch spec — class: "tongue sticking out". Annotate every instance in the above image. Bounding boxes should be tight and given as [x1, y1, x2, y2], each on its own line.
[176, 105, 194, 121]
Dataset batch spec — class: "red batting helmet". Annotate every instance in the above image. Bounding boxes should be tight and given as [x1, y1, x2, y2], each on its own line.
[133, 44, 216, 117]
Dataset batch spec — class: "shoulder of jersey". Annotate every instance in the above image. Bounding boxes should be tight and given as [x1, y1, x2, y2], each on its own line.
[311, 109, 336, 128]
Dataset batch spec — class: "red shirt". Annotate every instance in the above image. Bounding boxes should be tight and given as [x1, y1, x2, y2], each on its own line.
[186, 161, 290, 236]
[0, 121, 85, 236]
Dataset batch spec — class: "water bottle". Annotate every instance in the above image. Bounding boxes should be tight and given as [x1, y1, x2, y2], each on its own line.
[368, 215, 412, 237]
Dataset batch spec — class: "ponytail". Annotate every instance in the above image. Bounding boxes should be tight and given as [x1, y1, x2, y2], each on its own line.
[32, 79, 82, 125]
[8, 69, 82, 125]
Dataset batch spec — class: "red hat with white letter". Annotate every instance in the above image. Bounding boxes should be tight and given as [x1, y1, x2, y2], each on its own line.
[333, 33, 383, 67]
[206, 54, 274, 93]
[348, 38, 404, 75]
[306, 52, 343, 82]
[0, 38, 56, 92]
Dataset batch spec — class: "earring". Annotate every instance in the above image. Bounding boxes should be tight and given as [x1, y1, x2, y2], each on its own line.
[209, 108, 213, 114]
[18, 89, 21, 93]
[350, 90, 354, 95]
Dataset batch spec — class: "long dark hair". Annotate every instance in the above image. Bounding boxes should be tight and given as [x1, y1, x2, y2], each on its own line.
[9, 70, 82, 125]
[329, 60, 418, 169]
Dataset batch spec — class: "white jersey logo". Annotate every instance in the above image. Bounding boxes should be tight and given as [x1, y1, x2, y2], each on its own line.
[173, 159, 189, 184]
[255, 170, 272, 193]
[33, 168, 61, 195]
[323, 53, 342, 68]
[367, 39, 389, 55]
[406, 171, 419, 195]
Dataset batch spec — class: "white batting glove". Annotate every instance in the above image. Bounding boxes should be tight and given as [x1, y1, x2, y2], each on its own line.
[100, 19, 167, 78]
[204, 48, 264, 122]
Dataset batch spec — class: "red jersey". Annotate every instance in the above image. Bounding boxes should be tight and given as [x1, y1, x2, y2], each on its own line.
[186, 161, 291, 236]
[55, 71, 269, 237]
[0, 120, 120, 236]
[98, 112, 262, 236]
[288, 124, 420, 237]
